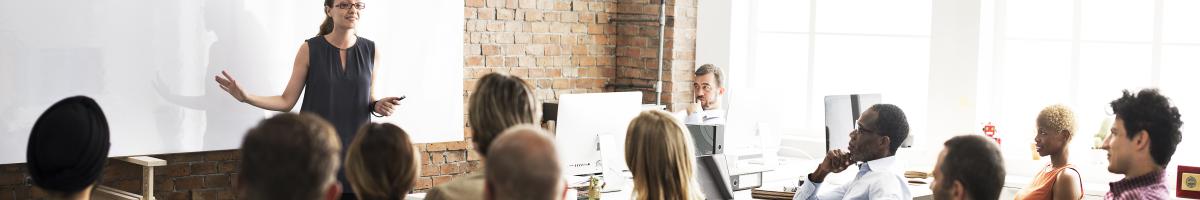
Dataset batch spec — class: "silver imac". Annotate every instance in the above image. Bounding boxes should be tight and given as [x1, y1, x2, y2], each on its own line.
[555, 92, 643, 176]
[823, 94, 882, 152]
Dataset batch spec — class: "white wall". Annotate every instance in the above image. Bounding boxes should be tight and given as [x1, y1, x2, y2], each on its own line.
[0, 0, 464, 164]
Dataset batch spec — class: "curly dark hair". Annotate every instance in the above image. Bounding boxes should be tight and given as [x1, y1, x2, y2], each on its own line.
[870, 104, 909, 155]
[1110, 89, 1183, 166]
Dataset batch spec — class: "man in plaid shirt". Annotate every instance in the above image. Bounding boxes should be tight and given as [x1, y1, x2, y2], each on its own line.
[1099, 89, 1184, 200]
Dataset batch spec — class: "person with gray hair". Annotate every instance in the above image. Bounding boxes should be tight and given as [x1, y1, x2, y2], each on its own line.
[484, 125, 565, 200]
[684, 64, 727, 125]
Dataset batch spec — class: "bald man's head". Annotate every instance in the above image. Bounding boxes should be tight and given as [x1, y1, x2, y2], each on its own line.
[486, 125, 563, 200]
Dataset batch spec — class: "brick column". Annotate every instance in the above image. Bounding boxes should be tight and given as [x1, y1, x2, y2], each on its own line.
[610, 0, 697, 110]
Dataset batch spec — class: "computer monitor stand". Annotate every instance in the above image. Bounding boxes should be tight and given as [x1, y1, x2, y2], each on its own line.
[598, 133, 628, 192]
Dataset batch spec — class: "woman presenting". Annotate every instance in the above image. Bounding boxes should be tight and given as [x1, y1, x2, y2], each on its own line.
[214, 0, 399, 196]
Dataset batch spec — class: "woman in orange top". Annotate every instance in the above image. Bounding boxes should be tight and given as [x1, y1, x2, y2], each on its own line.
[1015, 104, 1083, 200]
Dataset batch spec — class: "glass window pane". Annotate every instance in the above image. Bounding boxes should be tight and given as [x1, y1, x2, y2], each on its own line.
[994, 40, 1072, 177]
[1005, 0, 1074, 39]
[1069, 43, 1154, 185]
[811, 35, 930, 140]
[1081, 0, 1154, 42]
[756, 0, 810, 33]
[1076, 43, 1153, 137]
[1159, 45, 1200, 167]
[996, 40, 1073, 131]
[815, 0, 931, 35]
[746, 33, 810, 135]
[1163, 0, 1200, 43]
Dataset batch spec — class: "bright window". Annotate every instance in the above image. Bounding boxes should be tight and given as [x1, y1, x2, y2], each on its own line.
[735, 0, 931, 158]
[727, 0, 1199, 193]
[987, 0, 1197, 191]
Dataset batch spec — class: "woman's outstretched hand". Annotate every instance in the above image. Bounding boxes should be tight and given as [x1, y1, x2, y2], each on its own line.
[374, 96, 402, 116]
[214, 70, 249, 103]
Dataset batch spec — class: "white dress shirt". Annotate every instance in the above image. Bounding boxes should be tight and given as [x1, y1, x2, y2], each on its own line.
[685, 109, 725, 125]
[792, 156, 912, 200]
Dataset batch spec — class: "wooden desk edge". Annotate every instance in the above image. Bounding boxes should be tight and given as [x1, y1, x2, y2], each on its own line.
[120, 156, 166, 167]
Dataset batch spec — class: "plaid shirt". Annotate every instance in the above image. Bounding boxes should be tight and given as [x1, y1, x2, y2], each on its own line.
[1106, 169, 1170, 200]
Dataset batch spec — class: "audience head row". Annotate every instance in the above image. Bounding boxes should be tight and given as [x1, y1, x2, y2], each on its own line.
[933, 89, 1184, 200]
[25, 75, 1183, 200]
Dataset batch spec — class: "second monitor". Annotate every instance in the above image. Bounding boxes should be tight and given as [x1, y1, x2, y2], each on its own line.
[555, 92, 643, 176]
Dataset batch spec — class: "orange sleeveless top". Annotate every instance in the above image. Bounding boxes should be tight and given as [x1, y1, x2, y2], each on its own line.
[1014, 164, 1083, 200]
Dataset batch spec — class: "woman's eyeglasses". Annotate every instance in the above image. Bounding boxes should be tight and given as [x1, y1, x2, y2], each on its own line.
[334, 2, 366, 10]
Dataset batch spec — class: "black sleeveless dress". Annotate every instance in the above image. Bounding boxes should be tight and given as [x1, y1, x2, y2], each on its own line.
[301, 35, 373, 193]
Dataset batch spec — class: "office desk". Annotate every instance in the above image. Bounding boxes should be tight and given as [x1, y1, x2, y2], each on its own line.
[588, 158, 933, 200]
[754, 158, 936, 199]
[594, 180, 757, 199]
[410, 157, 935, 200]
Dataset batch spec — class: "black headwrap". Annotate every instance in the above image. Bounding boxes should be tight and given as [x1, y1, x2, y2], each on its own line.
[26, 96, 110, 194]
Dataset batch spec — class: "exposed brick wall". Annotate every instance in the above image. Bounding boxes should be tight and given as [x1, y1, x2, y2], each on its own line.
[0, 164, 32, 200]
[463, 0, 619, 104]
[0, 0, 697, 199]
[412, 136, 479, 192]
[0, 150, 240, 200]
[609, 0, 697, 109]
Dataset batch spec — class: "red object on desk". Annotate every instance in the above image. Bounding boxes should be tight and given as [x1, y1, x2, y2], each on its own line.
[982, 122, 1001, 145]
[1179, 165, 1200, 199]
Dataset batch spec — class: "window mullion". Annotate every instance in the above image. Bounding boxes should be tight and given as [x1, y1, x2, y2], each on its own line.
[1151, 0, 1164, 87]
[1069, 0, 1082, 105]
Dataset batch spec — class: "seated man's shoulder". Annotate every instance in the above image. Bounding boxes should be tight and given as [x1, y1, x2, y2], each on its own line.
[425, 172, 487, 200]
[861, 172, 911, 197]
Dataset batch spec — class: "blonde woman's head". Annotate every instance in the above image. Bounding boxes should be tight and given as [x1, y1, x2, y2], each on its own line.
[624, 110, 699, 200]
[1037, 104, 1077, 138]
[468, 72, 540, 158]
[345, 123, 420, 200]
[1034, 104, 1076, 157]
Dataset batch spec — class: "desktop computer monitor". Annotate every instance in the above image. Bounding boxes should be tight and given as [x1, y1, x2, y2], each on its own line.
[555, 92, 643, 176]
[823, 94, 882, 152]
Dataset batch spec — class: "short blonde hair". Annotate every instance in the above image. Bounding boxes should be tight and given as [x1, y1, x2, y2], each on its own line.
[345, 123, 420, 200]
[468, 72, 540, 157]
[624, 110, 700, 200]
[1037, 104, 1076, 137]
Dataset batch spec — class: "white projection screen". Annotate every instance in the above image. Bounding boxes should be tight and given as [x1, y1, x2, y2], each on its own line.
[0, 0, 464, 164]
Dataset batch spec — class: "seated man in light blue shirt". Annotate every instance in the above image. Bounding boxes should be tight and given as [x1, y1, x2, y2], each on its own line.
[794, 104, 912, 200]
[684, 64, 726, 125]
